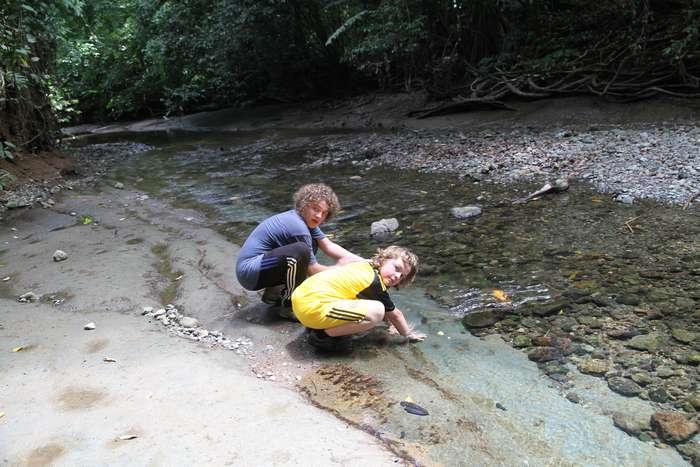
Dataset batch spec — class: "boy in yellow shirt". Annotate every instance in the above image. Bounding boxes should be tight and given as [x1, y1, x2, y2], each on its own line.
[291, 246, 426, 351]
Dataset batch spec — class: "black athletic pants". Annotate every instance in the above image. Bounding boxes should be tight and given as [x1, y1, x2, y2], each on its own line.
[254, 241, 311, 300]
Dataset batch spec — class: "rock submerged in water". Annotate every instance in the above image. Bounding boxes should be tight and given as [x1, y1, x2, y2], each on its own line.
[370, 218, 399, 238]
[527, 347, 563, 363]
[400, 400, 429, 416]
[612, 411, 651, 435]
[450, 206, 481, 219]
[626, 333, 667, 352]
[671, 328, 697, 345]
[651, 412, 699, 444]
[607, 376, 642, 397]
[577, 358, 611, 376]
[462, 310, 503, 329]
[512, 335, 531, 348]
[532, 299, 571, 317]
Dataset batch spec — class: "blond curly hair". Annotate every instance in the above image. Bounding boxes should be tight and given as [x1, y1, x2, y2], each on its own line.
[293, 183, 341, 220]
[370, 245, 418, 286]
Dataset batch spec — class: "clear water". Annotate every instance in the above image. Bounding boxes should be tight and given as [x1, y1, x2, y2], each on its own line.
[71, 128, 698, 466]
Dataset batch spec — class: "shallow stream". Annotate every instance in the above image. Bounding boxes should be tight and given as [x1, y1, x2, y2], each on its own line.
[71, 128, 699, 466]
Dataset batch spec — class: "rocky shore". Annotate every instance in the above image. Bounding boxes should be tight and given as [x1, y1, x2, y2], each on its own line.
[315, 123, 700, 206]
[1, 94, 699, 465]
[305, 114, 700, 462]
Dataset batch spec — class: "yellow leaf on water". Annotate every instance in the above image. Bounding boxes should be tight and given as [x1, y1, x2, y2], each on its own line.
[591, 197, 603, 203]
[437, 331, 445, 336]
[11, 346, 23, 352]
[0, 411, 5, 419]
[492, 289, 508, 302]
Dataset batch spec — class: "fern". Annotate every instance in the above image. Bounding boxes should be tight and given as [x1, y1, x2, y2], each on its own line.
[325, 10, 369, 47]
[0, 170, 17, 191]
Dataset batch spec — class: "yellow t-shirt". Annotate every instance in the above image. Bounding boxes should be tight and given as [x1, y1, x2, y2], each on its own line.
[292, 261, 395, 324]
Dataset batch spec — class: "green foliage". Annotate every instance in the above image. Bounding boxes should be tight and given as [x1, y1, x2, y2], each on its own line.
[325, 10, 369, 47]
[44, 0, 700, 121]
[662, 8, 700, 66]
[0, 141, 17, 161]
[324, 1, 429, 89]
[0, 0, 78, 150]
[0, 170, 17, 190]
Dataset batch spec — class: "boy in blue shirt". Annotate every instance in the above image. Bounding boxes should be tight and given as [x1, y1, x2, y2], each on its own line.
[236, 183, 362, 317]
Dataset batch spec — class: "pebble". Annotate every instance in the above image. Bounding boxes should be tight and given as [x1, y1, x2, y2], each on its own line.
[450, 206, 482, 219]
[52, 250, 68, 262]
[140, 303, 253, 356]
[18, 292, 39, 302]
[179, 317, 198, 328]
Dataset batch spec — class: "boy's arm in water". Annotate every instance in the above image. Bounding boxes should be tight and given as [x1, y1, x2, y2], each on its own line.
[385, 307, 426, 342]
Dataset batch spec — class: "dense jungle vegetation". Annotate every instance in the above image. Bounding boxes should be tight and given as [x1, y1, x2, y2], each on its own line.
[1, 0, 699, 157]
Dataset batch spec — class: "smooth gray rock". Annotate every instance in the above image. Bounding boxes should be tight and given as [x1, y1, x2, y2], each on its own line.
[608, 377, 643, 397]
[612, 411, 650, 435]
[18, 292, 40, 302]
[450, 206, 482, 219]
[52, 250, 68, 262]
[179, 316, 199, 328]
[370, 218, 399, 238]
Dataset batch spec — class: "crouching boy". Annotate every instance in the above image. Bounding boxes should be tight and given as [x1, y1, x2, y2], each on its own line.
[291, 245, 426, 351]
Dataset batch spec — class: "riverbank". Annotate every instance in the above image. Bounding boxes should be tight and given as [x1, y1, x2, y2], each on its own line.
[5, 93, 699, 214]
[0, 184, 401, 465]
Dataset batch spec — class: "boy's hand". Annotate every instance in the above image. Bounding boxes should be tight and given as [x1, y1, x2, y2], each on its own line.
[407, 331, 426, 342]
